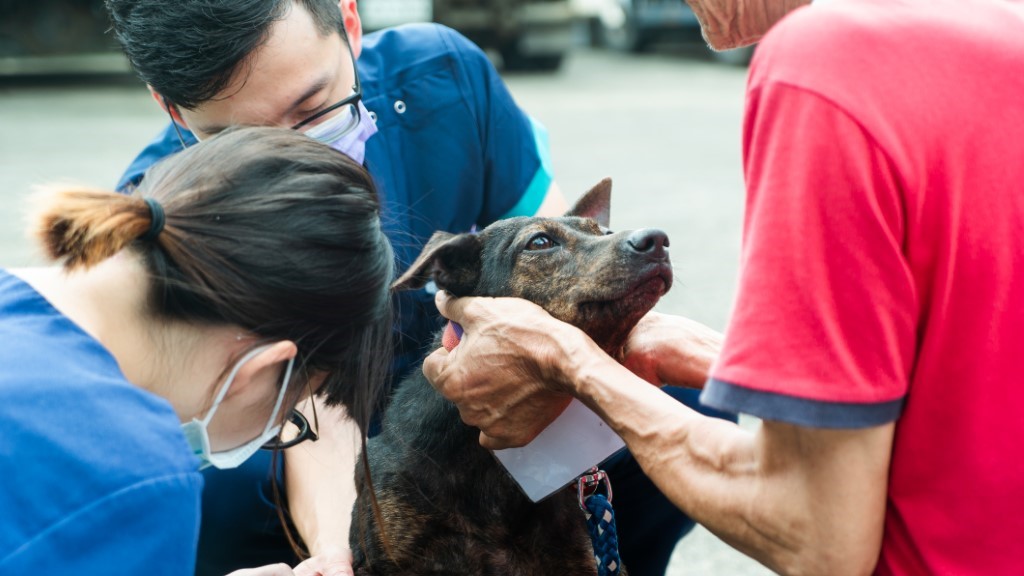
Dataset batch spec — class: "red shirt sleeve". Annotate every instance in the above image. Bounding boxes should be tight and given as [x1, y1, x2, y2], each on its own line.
[702, 80, 917, 428]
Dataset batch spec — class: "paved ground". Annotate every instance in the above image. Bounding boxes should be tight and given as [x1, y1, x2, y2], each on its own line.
[0, 45, 775, 575]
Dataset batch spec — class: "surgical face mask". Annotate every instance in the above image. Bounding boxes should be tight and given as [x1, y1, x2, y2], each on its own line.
[181, 345, 295, 470]
[303, 100, 378, 165]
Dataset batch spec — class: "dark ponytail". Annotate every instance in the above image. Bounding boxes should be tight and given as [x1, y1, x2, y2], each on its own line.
[33, 126, 394, 436]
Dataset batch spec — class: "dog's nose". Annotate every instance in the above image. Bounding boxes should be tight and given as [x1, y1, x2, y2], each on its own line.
[626, 228, 670, 260]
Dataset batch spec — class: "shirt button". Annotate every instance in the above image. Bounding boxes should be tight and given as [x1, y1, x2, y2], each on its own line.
[394, 100, 407, 114]
[368, 110, 378, 122]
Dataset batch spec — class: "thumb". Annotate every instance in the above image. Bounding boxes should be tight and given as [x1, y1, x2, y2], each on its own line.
[422, 345, 451, 388]
[480, 430, 515, 451]
[434, 290, 469, 324]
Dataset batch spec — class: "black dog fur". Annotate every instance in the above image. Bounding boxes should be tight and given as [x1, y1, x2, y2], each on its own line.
[350, 179, 672, 575]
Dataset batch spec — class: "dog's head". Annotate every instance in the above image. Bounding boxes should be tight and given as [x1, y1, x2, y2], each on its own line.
[393, 178, 672, 354]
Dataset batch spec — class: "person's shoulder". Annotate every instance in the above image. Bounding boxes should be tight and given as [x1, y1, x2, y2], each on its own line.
[360, 23, 488, 79]
[751, 0, 892, 89]
[754, 0, 1016, 90]
[0, 280, 198, 485]
[361, 23, 483, 63]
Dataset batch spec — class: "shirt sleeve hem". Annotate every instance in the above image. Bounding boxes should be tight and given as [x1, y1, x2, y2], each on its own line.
[700, 378, 904, 428]
[497, 115, 553, 219]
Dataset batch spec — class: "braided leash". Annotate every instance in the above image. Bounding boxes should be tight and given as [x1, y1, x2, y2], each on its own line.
[576, 468, 621, 576]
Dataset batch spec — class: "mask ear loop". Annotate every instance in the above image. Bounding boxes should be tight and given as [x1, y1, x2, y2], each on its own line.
[200, 344, 274, 427]
[262, 355, 295, 435]
[307, 378, 319, 440]
[162, 95, 191, 148]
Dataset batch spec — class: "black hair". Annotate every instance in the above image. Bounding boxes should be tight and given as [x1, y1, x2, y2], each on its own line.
[105, 0, 347, 109]
[35, 126, 393, 437]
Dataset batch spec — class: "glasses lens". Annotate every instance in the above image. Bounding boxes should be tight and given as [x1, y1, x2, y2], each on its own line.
[300, 103, 360, 144]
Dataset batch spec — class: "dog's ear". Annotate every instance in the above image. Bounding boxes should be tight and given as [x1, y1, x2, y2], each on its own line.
[566, 177, 612, 228]
[391, 231, 483, 296]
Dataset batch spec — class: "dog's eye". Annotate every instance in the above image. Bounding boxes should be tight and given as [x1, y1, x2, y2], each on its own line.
[526, 233, 557, 251]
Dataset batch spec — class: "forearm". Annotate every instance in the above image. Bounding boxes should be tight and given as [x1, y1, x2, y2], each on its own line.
[621, 312, 723, 387]
[285, 400, 361, 555]
[571, 345, 889, 575]
[534, 181, 570, 217]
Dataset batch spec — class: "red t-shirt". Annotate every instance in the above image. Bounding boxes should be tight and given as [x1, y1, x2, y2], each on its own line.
[701, 0, 1024, 573]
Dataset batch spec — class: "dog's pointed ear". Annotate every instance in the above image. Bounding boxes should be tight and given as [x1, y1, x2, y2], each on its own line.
[392, 231, 483, 296]
[566, 177, 612, 228]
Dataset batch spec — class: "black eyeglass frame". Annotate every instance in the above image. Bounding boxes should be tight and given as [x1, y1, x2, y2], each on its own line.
[261, 408, 320, 451]
[290, 41, 362, 132]
[164, 40, 361, 147]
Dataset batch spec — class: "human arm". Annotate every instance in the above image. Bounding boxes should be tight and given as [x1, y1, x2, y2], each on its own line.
[226, 565, 296, 576]
[534, 181, 570, 217]
[570, 339, 892, 576]
[424, 40, 911, 574]
[422, 297, 891, 575]
[0, 473, 204, 573]
[291, 547, 354, 576]
[282, 399, 361, 575]
[620, 311, 722, 388]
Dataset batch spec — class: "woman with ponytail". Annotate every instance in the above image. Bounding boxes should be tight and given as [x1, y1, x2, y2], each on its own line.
[0, 126, 393, 575]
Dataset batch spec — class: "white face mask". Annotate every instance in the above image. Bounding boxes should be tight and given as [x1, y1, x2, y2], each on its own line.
[181, 345, 295, 470]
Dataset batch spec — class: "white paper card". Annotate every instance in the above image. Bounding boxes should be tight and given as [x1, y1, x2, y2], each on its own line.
[492, 398, 626, 502]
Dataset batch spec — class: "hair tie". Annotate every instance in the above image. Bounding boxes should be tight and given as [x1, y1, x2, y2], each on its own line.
[141, 197, 166, 242]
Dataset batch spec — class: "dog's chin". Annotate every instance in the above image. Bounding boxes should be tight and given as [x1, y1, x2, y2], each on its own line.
[575, 264, 673, 352]
[583, 264, 673, 312]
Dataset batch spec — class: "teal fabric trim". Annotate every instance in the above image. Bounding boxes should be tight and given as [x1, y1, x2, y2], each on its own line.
[499, 116, 554, 218]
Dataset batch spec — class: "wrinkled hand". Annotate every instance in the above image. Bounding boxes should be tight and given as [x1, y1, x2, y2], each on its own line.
[293, 546, 354, 576]
[226, 564, 294, 576]
[685, 0, 811, 49]
[621, 312, 723, 388]
[423, 292, 592, 450]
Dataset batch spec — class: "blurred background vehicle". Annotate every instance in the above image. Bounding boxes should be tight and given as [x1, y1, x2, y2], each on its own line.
[360, 0, 576, 71]
[572, 0, 754, 64]
[0, 0, 127, 76]
[0, 0, 751, 77]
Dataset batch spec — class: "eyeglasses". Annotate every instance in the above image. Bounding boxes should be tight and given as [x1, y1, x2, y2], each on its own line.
[261, 378, 320, 451]
[261, 408, 320, 450]
[167, 42, 361, 148]
[290, 50, 362, 144]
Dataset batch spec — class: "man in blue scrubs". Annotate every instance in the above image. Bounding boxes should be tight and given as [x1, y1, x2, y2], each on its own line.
[106, 1, 733, 573]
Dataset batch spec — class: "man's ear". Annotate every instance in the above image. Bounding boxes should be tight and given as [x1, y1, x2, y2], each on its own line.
[392, 231, 482, 296]
[339, 0, 364, 58]
[566, 177, 612, 228]
[149, 87, 188, 127]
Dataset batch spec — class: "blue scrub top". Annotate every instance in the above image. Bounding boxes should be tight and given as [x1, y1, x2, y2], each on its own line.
[117, 23, 555, 385]
[0, 271, 203, 573]
[116, 25, 556, 575]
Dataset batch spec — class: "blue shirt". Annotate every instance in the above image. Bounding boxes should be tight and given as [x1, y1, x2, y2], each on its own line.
[117, 23, 555, 383]
[0, 271, 203, 573]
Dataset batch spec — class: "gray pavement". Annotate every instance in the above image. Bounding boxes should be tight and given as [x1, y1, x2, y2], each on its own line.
[0, 46, 774, 575]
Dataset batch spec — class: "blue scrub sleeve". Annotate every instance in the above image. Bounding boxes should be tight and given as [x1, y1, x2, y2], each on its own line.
[0, 473, 202, 574]
[116, 123, 195, 193]
[445, 30, 553, 223]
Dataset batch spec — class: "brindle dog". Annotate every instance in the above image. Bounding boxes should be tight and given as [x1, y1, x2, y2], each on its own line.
[350, 178, 672, 576]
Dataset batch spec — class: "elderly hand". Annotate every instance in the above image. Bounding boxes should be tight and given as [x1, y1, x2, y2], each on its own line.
[226, 564, 295, 576]
[293, 546, 354, 576]
[620, 312, 723, 388]
[422, 292, 593, 450]
[685, 0, 811, 49]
